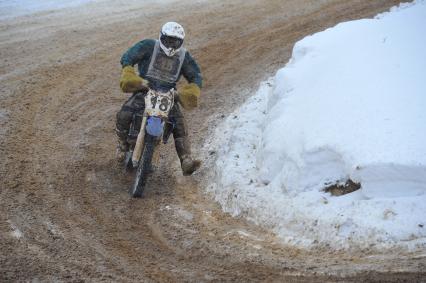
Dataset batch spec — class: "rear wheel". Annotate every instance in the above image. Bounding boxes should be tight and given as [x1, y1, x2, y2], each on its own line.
[130, 135, 156, 198]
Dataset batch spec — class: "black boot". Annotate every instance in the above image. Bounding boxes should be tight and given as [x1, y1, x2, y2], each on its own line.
[115, 128, 129, 161]
[174, 137, 201, 176]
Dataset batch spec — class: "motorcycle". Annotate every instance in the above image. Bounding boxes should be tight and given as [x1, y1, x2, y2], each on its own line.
[124, 85, 178, 198]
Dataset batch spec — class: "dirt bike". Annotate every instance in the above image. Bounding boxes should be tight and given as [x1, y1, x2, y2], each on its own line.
[124, 85, 178, 198]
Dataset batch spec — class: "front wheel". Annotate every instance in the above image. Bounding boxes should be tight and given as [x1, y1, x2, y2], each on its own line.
[130, 134, 156, 198]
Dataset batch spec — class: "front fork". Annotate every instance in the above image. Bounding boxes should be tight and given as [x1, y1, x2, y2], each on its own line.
[130, 115, 175, 168]
[132, 116, 147, 167]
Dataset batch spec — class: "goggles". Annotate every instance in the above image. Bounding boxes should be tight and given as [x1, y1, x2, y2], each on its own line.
[160, 34, 183, 50]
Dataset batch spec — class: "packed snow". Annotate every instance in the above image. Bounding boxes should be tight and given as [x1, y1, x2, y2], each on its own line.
[208, 1, 426, 250]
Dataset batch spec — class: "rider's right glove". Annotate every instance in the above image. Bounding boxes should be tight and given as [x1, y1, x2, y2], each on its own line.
[120, 66, 147, 93]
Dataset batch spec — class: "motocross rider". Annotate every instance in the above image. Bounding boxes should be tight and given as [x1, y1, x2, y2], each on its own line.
[116, 22, 202, 176]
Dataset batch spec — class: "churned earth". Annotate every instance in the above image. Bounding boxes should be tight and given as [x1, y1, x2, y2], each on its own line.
[1, 0, 425, 281]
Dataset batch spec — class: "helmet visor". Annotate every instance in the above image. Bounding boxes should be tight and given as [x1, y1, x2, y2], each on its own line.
[160, 34, 183, 50]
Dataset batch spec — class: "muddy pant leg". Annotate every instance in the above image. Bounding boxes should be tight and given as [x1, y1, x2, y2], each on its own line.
[115, 107, 133, 142]
[170, 104, 191, 162]
[115, 92, 146, 143]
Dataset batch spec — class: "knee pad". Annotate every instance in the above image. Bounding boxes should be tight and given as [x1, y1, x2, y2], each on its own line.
[116, 109, 133, 131]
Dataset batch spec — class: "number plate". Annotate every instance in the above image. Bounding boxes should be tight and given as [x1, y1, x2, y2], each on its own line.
[144, 90, 174, 118]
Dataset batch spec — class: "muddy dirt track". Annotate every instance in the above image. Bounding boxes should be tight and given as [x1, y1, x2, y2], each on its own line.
[1, 0, 425, 281]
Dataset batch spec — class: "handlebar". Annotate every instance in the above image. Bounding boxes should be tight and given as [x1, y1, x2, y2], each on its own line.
[135, 85, 181, 103]
[135, 84, 149, 93]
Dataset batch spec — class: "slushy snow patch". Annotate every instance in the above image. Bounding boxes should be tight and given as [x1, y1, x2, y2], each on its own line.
[7, 220, 23, 239]
[209, 1, 426, 250]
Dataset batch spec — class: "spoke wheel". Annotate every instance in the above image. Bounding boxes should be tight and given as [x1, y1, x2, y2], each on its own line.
[130, 135, 156, 198]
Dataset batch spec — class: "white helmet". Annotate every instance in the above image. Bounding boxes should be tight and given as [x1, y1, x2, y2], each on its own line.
[159, 22, 185, 57]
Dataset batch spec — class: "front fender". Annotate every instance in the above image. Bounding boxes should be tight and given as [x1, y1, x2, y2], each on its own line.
[146, 117, 164, 137]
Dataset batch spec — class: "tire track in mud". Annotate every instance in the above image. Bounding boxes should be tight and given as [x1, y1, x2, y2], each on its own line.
[1, 0, 424, 281]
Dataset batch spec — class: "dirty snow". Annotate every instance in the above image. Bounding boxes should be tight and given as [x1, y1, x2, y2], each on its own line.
[7, 221, 23, 239]
[0, 0, 182, 20]
[0, 0, 95, 20]
[209, 1, 426, 250]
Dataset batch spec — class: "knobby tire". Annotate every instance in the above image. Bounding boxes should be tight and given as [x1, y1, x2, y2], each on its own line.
[130, 135, 156, 198]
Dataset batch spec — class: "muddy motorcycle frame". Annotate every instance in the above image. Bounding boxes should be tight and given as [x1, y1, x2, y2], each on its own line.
[124, 86, 178, 198]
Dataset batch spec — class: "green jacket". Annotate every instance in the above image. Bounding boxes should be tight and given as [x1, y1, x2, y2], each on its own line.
[121, 39, 202, 90]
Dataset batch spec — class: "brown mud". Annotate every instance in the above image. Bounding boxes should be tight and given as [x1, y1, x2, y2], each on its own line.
[1, 0, 425, 281]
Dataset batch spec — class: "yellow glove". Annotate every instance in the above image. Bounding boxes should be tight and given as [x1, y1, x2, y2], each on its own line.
[120, 66, 147, 93]
[179, 83, 201, 110]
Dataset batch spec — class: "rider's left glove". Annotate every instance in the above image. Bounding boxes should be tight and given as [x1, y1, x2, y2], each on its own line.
[120, 66, 148, 93]
[179, 83, 201, 110]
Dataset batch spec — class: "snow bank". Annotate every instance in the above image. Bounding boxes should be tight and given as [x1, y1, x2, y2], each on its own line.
[209, 1, 426, 250]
